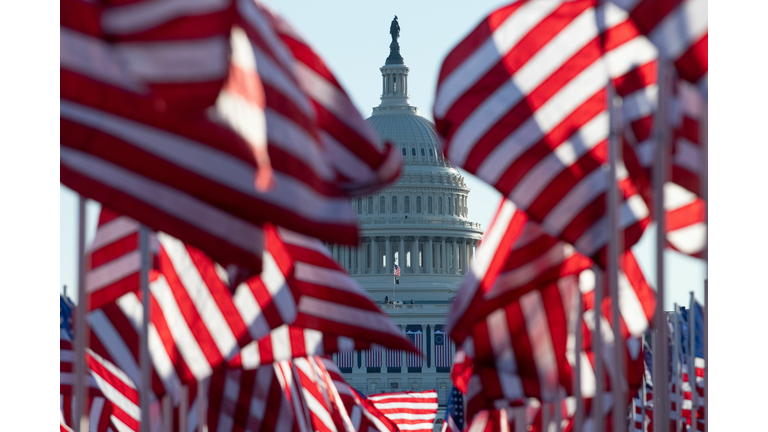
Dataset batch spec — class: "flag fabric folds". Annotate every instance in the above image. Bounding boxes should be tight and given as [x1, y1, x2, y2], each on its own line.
[434, 0, 654, 263]
[367, 390, 439, 432]
[61, 0, 402, 276]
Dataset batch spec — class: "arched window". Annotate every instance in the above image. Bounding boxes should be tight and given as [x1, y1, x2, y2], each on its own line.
[438, 197, 443, 214]
[404, 196, 410, 213]
[357, 197, 362, 215]
[380, 196, 385, 214]
[429, 149, 434, 157]
[455, 197, 459, 216]
[411, 148, 416, 156]
[416, 196, 422, 213]
[428, 196, 433, 214]
[421, 148, 425, 156]
[368, 196, 374, 214]
[392, 196, 398, 214]
[402, 147, 406, 156]
[448, 197, 452, 215]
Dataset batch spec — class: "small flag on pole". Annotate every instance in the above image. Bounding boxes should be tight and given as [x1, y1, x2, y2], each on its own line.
[442, 386, 465, 432]
[394, 264, 401, 277]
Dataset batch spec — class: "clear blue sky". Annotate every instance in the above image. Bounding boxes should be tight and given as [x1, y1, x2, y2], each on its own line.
[60, 0, 706, 309]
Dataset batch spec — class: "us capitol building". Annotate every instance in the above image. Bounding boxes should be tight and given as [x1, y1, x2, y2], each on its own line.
[328, 17, 483, 428]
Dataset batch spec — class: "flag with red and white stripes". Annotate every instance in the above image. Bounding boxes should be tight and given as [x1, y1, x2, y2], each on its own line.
[62, 0, 402, 275]
[368, 391, 439, 432]
[322, 358, 399, 432]
[61, 304, 103, 398]
[366, 348, 382, 369]
[386, 349, 402, 370]
[447, 199, 592, 342]
[671, 79, 706, 196]
[86, 350, 143, 432]
[86, 208, 158, 310]
[434, 325, 452, 371]
[434, 0, 653, 263]
[610, 0, 708, 96]
[60, 395, 117, 432]
[336, 351, 355, 372]
[406, 327, 423, 370]
[665, 183, 706, 259]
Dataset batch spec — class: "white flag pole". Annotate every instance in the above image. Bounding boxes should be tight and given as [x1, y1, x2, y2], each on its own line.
[607, 83, 626, 432]
[163, 394, 173, 432]
[198, 378, 208, 432]
[179, 385, 189, 432]
[139, 225, 151, 432]
[574, 292, 584, 432]
[592, 265, 604, 432]
[641, 374, 647, 432]
[74, 195, 89, 432]
[673, 306, 682, 432]
[652, 59, 674, 432]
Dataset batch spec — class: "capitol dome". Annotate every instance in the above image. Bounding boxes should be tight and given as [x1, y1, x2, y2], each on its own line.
[329, 18, 482, 422]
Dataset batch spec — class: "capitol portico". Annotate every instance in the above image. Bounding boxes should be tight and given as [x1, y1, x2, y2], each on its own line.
[328, 18, 483, 430]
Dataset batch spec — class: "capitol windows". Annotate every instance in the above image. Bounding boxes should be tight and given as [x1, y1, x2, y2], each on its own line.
[368, 196, 374, 214]
[402, 147, 406, 156]
[416, 196, 422, 213]
[412, 148, 416, 156]
[404, 196, 410, 213]
[448, 197, 452, 215]
[438, 197, 443, 214]
[392, 196, 398, 213]
[380, 196, 386, 214]
[428, 196, 433, 214]
[429, 149, 434, 157]
[421, 148, 425, 156]
[455, 197, 459, 216]
[357, 197, 362, 215]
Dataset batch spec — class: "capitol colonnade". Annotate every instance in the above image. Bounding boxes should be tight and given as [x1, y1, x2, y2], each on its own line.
[327, 236, 479, 275]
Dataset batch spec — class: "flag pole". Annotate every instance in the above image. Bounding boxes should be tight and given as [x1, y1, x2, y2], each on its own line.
[573, 291, 584, 432]
[74, 195, 89, 432]
[139, 225, 151, 432]
[673, 305, 681, 432]
[641, 374, 647, 432]
[703, 280, 707, 432]
[179, 385, 189, 432]
[592, 265, 604, 432]
[653, 59, 673, 432]
[607, 83, 625, 432]
[198, 378, 207, 432]
[688, 292, 696, 429]
[163, 394, 172, 432]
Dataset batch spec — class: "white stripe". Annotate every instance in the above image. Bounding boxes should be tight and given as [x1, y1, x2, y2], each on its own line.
[477, 57, 610, 185]
[261, 252, 297, 325]
[86, 251, 141, 293]
[238, 342, 262, 370]
[117, 37, 229, 83]
[303, 328, 324, 356]
[237, 0, 296, 80]
[520, 291, 559, 401]
[88, 349, 138, 390]
[493, 242, 576, 296]
[60, 146, 265, 255]
[510, 111, 609, 209]
[487, 309, 517, 373]
[621, 85, 658, 123]
[542, 166, 607, 236]
[665, 181, 697, 210]
[448, 7, 605, 167]
[102, 0, 229, 35]
[60, 28, 146, 92]
[88, 398, 106, 432]
[90, 217, 140, 252]
[61, 100, 357, 225]
[381, 412, 438, 420]
[294, 262, 359, 293]
[150, 276, 213, 378]
[603, 34, 657, 80]
[434, 0, 561, 118]
[158, 233, 239, 358]
[215, 90, 267, 152]
[90, 372, 141, 422]
[250, 43, 314, 118]
[649, 0, 707, 61]
[667, 223, 706, 255]
[232, 282, 269, 342]
[270, 326, 293, 362]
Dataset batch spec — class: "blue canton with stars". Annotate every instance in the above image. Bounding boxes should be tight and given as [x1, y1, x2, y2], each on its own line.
[444, 386, 464, 431]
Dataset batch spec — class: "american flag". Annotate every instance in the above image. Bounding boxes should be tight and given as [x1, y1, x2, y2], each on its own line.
[387, 348, 402, 371]
[434, 325, 452, 372]
[367, 347, 382, 370]
[368, 390, 439, 432]
[336, 351, 354, 373]
[406, 326, 423, 371]
[394, 264, 401, 277]
[441, 387, 464, 432]
[433, 0, 654, 264]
